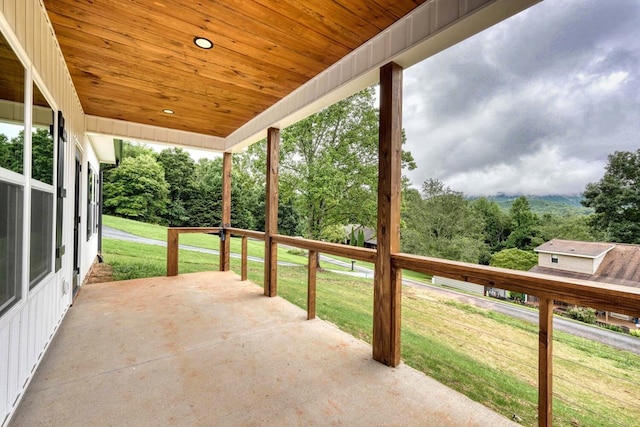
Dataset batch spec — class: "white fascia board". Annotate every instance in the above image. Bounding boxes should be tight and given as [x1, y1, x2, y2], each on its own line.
[85, 115, 226, 153]
[87, 134, 116, 164]
[224, 0, 541, 152]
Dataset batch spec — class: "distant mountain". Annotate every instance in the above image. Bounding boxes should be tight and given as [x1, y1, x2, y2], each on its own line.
[470, 194, 594, 216]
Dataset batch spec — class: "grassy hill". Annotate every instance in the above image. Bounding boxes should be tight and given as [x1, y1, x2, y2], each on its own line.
[471, 194, 594, 216]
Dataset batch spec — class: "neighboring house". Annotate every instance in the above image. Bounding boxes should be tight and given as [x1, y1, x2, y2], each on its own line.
[344, 224, 377, 249]
[530, 239, 640, 324]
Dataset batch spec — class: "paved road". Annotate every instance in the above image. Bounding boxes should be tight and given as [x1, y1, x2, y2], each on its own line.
[103, 226, 640, 355]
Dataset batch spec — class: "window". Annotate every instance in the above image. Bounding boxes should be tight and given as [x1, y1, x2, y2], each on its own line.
[551, 254, 558, 264]
[29, 189, 53, 288]
[29, 83, 54, 290]
[0, 32, 26, 315]
[0, 182, 23, 315]
[87, 167, 98, 239]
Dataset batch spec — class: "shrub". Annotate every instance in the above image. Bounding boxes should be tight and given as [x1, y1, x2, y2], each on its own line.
[630, 329, 640, 338]
[602, 324, 624, 333]
[287, 248, 307, 256]
[566, 307, 596, 324]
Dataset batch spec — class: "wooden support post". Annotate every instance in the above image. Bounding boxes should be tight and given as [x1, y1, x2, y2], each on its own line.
[241, 236, 248, 281]
[220, 152, 232, 272]
[539, 298, 554, 427]
[373, 62, 403, 367]
[307, 250, 317, 320]
[167, 228, 179, 276]
[264, 127, 279, 297]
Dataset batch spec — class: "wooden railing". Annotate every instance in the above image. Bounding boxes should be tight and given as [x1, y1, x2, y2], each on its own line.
[167, 227, 640, 426]
[166, 227, 265, 279]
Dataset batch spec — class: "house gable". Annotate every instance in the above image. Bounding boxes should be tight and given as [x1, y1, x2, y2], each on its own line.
[534, 239, 616, 275]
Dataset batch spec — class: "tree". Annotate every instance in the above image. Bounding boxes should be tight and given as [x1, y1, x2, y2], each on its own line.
[490, 248, 538, 271]
[505, 196, 540, 250]
[103, 154, 169, 223]
[471, 197, 511, 259]
[280, 87, 415, 241]
[0, 131, 23, 175]
[402, 180, 487, 263]
[535, 213, 602, 242]
[280, 88, 379, 240]
[583, 149, 640, 243]
[31, 128, 54, 184]
[156, 147, 196, 226]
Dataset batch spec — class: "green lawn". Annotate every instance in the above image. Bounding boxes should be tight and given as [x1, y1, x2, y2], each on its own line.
[100, 217, 640, 427]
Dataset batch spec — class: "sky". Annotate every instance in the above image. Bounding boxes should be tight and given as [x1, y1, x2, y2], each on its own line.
[401, 0, 640, 196]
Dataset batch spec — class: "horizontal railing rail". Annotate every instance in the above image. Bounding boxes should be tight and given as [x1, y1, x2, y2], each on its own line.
[392, 253, 640, 317]
[272, 234, 377, 263]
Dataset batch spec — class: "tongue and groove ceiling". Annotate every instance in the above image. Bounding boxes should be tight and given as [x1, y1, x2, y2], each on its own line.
[42, 0, 426, 139]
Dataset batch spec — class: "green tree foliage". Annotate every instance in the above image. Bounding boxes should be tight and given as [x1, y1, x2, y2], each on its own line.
[123, 141, 155, 158]
[489, 248, 538, 271]
[31, 128, 54, 184]
[0, 132, 23, 174]
[280, 88, 379, 240]
[0, 129, 53, 183]
[103, 154, 169, 223]
[535, 213, 602, 242]
[156, 148, 196, 226]
[505, 196, 540, 250]
[278, 87, 415, 241]
[402, 180, 486, 263]
[357, 229, 365, 247]
[471, 197, 511, 258]
[566, 306, 596, 324]
[187, 158, 224, 227]
[583, 149, 640, 243]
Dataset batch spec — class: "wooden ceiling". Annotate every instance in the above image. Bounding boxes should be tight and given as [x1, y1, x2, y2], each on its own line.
[43, 0, 425, 138]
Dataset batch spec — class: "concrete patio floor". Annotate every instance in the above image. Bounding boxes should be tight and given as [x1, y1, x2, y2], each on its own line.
[10, 271, 516, 426]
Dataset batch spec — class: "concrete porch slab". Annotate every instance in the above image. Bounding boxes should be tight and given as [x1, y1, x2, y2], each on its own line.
[10, 271, 516, 426]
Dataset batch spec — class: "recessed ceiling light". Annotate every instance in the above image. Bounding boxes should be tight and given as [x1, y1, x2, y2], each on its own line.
[194, 36, 213, 49]
[163, 109, 174, 114]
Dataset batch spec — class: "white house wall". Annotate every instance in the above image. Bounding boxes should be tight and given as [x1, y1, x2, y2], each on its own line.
[0, 1, 95, 425]
[82, 138, 100, 280]
[433, 276, 485, 296]
[537, 253, 595, 275]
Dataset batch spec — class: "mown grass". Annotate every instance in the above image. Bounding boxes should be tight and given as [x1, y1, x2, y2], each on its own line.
[101, 236, 640, 427]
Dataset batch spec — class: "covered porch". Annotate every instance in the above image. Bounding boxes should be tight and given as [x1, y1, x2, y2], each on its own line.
[10, 271, 514, 426]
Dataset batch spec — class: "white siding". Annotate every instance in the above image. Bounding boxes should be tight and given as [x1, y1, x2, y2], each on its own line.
[1, 1, 93, 425]
[433, 276, 485, 295]
[537, 253, 595, 275]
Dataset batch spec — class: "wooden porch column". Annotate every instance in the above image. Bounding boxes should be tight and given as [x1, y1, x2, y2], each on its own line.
[220, 152, 232, 271]
[167, 228, 179, 276]
[264, 127, 280, 297]
[539, 298, 554, 427]
[373, 62, 403, 367]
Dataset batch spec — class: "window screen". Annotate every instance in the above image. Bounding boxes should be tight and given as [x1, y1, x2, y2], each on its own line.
[0, 181, 23, 314]
[29, 188, 53, 288]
